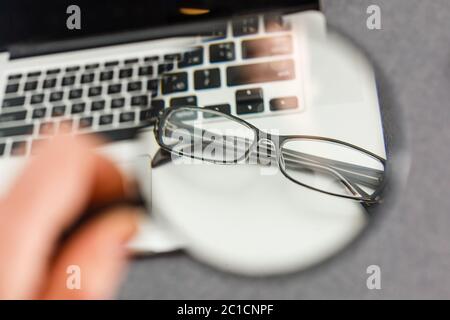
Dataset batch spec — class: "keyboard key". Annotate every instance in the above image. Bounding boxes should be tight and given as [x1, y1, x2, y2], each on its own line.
[79, 117, 93, 129]
[144, 56, 159, 62]
[59, 119, 73, 133]
[0, 110, 27, 123]
[226, 59, 295, 86]
[100, 70, 114, 81]
[140, 99, 164, 121]
[80, 73, 95, 84]
[158, 63, 174, 75]
[270, 96, 298, 111]
[147, 79, 159, 96]
[164, 53, 182, 62]
[131, 95, 148, 107]
[138, 66, 153, 76]
[104, 60, 119, 67]
[161, 72, 188, 94]
[52, 105, 66, 117]
[11, 141, 28, 156]
[8, 74, 22, 81]
[107, 83, 122, 94]
[85, 63, 99, 70]
[170, 95, 197, 107]
[198, 23, 227, 39]
[264, 14, 290, 32]
[46, 68, 61, 75]
[43, 78, 57, 89]
[2, 96, 26, 108]
[236, 88, 264, 115]
[31, 138, 49, 155]
[124, 58, 139, 65]
[0, 124, 34, 138]
[82, 127, 140, 142]
[242, 35, 292, 59]
[232, 16, 258, 36]
[204, 104, 231, 117]
[119, 68, 133, 79]
[209, 42, 235, 63]
[69, 88, 83, 100]
[194, 68, 221, 90]
[127, 81, 142, 92]
[49, 91, 64, 102]
[0, 143, 5, 156]
[66, 66, 80, 72]
[39, 122, 55, 135]
[88, 86, 102, 97]
[62, 76, 76, 86]
[24, 81, 38, 91]
[30, 94, 44, 104]
[5, 83, 19, 94]
[178, 47, 203, 68]
[119, 112, 135, 123]
[71, 102, 86, 114]
[111, 98, 125, 109]
[91, 100, 105, 111]
[32, 108, 47, 119]
[99, 114, 114, 126]
[27, 71, 41, 78]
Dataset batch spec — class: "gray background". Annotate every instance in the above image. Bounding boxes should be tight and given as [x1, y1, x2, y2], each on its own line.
[119, 0, 450, 299]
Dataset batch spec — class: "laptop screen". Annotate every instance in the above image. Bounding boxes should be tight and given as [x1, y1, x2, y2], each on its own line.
[0, 0, 319, 52]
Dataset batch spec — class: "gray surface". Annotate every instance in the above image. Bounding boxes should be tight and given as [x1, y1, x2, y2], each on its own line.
[119, 0, 450, 299]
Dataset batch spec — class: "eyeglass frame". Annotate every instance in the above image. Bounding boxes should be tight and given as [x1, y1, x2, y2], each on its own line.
[153, 105, 387, 206]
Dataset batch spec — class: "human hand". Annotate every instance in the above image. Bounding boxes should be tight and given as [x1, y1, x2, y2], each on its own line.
[0, 136, 141, 299]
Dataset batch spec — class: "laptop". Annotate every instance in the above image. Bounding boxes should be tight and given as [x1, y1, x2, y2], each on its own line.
[0, 0, 387, 274]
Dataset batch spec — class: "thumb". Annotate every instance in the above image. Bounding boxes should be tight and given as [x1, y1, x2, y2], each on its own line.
[41, 207, 140, 299]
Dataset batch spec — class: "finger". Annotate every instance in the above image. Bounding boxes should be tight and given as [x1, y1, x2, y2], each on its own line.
[42, 206, 139, 299]
[0, 135, 131, 298]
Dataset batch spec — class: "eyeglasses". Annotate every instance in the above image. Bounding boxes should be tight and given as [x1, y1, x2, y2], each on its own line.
[152, 106, 386, 205]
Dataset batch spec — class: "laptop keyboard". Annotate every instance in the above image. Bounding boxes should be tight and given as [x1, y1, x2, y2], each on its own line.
[0, 14, 299, 157]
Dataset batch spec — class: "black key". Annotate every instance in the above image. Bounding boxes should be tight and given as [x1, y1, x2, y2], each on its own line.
[198, 23, 227, 39]
[227, 59, 295, 86]
[0, 143, 5, 156]
[232, 16, 259, 36]
[88, 86, 102, 97]
[104, 61, 119, 67]
[127, 81, 142, 92]
[264, 14, 290, 32]
[107, 83, 122, 94]
[5, 83, 19, 94]
[39, 122, 55, 135]
[144, 56, 159, 62]
[157, 63, 174, 75]
[100, 70, 114, 81]
[111, 98, 125, 109]
[164, 53, 181, 62]
[99, 114, 114, 126]
[91, 100, 105, 111]
[59, 119, 73, 133]
[124, 58, 139, 65]
[209, 42, 235, 63]
[81, 127, 139, 142]
[27, 71, 41, 78]
[242, 35, 292, 59]
[90, 100, 107, 112]
[204, 104, 231, 117]
[0, 124, 34, 138]
[69, 88, 83, 100]
[161, 72, 188, 95]
[138, 66, 153, 76]
[43, 78, 57, 89]
[151, 99, 165, 111]
[24, 81, 38, 91]
[30, 94, 44, 105]
[178, 47, 203, 68]
[52, 105, 66, 117]
[170, 95, 197, 107]
[270, 96, 298, 111]
[3, 96, 26, 108]
[140, 99, 164, 121]
[119, 111, 135, 123]
[236, 88, 264, 115]
[32, 108, 47, 119]
[194, 68, 221, 90]
[8, 74, 22, 81]
[147, 79, 159, 96]
[46, 68, 61, 75]
[71, 102, 86, 114]
[11, 141, 28, 156]
[62, 76, 76, 86]
[79, 117, 93, 129]
[0, 110, 27, 123]
[49, 91, 64, 102]
[66, 66, 80, 72]
[130, 95, 148, 107]
[119, 68, 133, 79]
[80, 73, 95, 84]
[85, 63, 99, 70]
